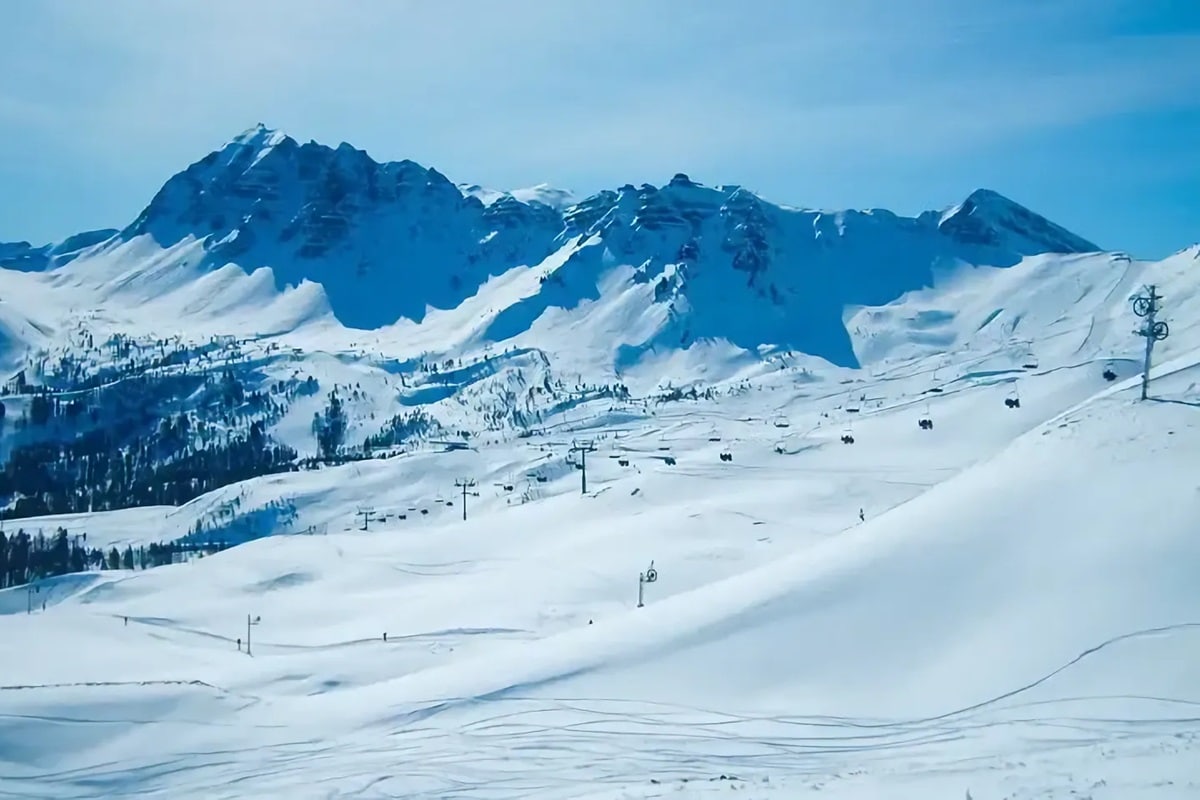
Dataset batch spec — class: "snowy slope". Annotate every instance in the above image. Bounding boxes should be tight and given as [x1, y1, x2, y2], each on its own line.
[1, 340, 1198, 798]
[847, 246, 1200, 374]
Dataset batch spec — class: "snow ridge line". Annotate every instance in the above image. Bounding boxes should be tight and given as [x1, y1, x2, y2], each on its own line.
[0, 679, 229, 693]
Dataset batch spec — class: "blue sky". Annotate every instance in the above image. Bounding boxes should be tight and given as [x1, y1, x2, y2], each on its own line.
[1, 0, 1197, 257]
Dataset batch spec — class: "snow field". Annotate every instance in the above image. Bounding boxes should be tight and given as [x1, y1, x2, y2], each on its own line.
[1, 348, 1198, 797]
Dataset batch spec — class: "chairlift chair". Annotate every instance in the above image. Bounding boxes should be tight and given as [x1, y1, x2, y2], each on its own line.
[1102, 362, 1117, 382]
[1004, 383, 1021, 409]
[841, 423, 855, 445]
[918, 402, 934, 430]
[772, 415, 790, 428]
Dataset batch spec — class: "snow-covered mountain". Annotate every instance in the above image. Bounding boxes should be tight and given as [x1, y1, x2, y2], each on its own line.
[15, 124, 1102, 367]
[1, 125, 1199, 798]
[0, 228, 118, 272]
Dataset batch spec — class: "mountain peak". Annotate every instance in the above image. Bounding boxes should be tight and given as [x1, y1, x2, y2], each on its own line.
[937, 187, 1100, 255]
[963, 187, 1010, 204]
[229, 123, 290, 150]
[458, 183, 577, 212]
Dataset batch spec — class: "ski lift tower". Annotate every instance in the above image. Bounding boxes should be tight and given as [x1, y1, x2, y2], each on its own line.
[355, 506, 374, 531]
[246, 613, 261, 656]
[454, 478, 478, 521]
[569, 440, 597, 494]
[637, 560, 658, 608]
[1132, 285, 1169, 400]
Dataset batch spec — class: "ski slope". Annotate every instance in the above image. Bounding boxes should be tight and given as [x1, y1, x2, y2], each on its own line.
[2, 340, 1199, 798]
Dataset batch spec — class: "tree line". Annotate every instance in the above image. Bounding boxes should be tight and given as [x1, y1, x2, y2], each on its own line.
[0, 526, 228, 590]
[0, 368, 299, 520]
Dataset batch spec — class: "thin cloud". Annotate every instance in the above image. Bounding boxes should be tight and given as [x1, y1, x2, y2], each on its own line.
[9, 0, 1195, 166]
[1, 0, 1195, 252]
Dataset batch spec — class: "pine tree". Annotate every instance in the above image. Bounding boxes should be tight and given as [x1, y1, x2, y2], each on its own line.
[51, 528, 70, 575]
[69, 540, 86, 573]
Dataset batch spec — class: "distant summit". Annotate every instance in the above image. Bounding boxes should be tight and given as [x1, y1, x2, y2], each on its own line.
[0, 229, 119, 272]
[935, 188, 1100, 255]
